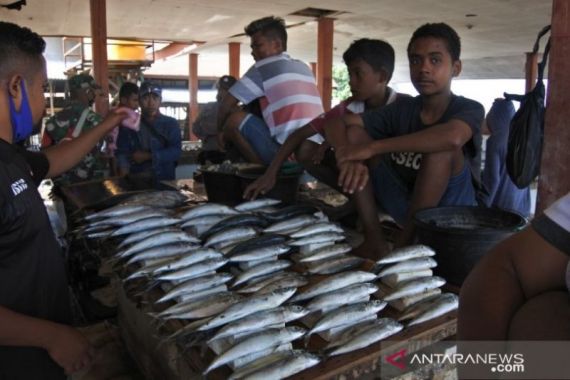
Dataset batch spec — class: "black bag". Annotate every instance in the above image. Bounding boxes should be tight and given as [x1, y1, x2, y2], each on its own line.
[504, 25, 551, 189]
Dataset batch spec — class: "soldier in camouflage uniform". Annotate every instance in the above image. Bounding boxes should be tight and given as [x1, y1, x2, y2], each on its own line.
[42, 74, 108, 185]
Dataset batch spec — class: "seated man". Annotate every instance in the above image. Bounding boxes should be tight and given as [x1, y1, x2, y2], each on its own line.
[325, 23, 484, 259]
[244, 38, 403, 200]
[217, 16, 324, 165]
[116, 82, 181, 182]
[459, 192, 570, 340]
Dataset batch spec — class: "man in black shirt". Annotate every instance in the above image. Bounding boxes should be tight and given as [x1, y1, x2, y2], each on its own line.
[0, 22, 127, 378]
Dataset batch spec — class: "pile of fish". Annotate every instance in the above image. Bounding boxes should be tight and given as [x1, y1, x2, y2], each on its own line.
[79, 191, 458, 378]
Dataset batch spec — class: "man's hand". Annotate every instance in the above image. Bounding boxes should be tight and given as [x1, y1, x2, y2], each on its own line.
[312, 142, 330, 164]
[45, 325, 94, 375]
[338, 161, 369, 194]
[131, 150, 152, 164]
[243, 172, 276, 200]
[104, 107, 130, 128]
[335, 143, 375, 166]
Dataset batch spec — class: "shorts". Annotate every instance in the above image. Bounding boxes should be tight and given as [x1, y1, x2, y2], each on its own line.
[239, 114, 281, 165]
[371, 160, 477, 225]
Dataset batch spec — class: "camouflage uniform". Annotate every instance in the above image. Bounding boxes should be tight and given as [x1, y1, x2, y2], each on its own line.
[42, 102, 107, 185]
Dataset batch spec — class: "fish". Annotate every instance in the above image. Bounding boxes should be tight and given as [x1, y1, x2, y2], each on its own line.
[407, 293, 459, 326]
[180, 214, 230, 229]
[376, 245, 436, 265]
[87, 208, 171, 228]
[229, 244, 291, 262]
[198, 287, 297, 331]
[111, 216, 182, 236]
[118, 227, 180, 248]
[383, 276, 446, 301]
[290, 222, 344, 238]
[232, 260, 292, 287]
[292, 271, 377, 302]
[235, 198, 281, 212]
[256, 276, 308, 295]
[178, 284, 228, 303]
[156, 273, 234, 303]
[228, 350, 299, 380]
[298, 243, 352, 263]
[123, 257, 177, 281]
[148, 248, 223, 273]
[241, 351, 320, 380]
[289, 232, 345, 246]
[201, 214, 270, 240]
[327, 318, 403, 356]
[179, 203, 238, 221]
[208, 305, 309, 342]
[306, 283, 379, 312]
[84, 204, 150, 221]
[263, 215, 317, 234]
[118, 231, 199, 258]
[237, 272, 302, 294]
[159, 293, 243, 320]
[261, 205, 320, 223]
[204, 227, 258, 248]
[157, 258, 228, 282]
[204, 327, 307, 374]
[305, 255, 364, 275]
[125, 243, 200, 265]
[308, 300, 387, 336]
[377, 257, 438, 278]
[227, 234, 289, 256]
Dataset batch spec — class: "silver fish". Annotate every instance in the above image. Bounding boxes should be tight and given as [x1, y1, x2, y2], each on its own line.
[264, 215, 316, 234]
[290, 222, 344, 238]
[230, 244, 290, 262]
[209, 305, 309, 342]
[308, 300, 387, 336]
[118, 227, 180, 248]
[233, 260, 292, 287]
[237, 272, 301, 294]
[235, 198, 281, 212]
[228, 350, 300, 380]
[204, 327, 307, 374]
[328, 318, 403, 356]
[151, 249, 223, 273]
[383, 276, 446, 301]
[306, 283, 379, 312]
[84, 204, 150, 221]
[180, 214, 231, 229]
[180, 203, 238, 221]
[111, 216, 182, 236]
[305, 255, 364, 275]
[159, 293, 243, 320]
[257, 276, 308, 295]
[178, 284, 228, 303]
[242, 351, 320, 380]
[126, 243, 200, 265]
[376, 245, 436, 265]
[156, 273, 233, 303]
[157, 258, 228, 282]
[289, 232, 345, 246]
[407, 293, 458, 326]
[118, 231, 199, 258]
[292, 271, 377, 302]
[205, 227, 258, 247]
[299, 243, 352, 262]
[87, 208, 170, 228]
[198, 287, 297, 331]
[377, 257, 438, 278]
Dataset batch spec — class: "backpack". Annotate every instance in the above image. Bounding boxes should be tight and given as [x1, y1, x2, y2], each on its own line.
[503, 25, 551, 189]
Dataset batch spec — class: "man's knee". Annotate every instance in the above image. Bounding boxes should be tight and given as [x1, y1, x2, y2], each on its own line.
[295, 140, 318, 165]
[346, 125, 371, 144]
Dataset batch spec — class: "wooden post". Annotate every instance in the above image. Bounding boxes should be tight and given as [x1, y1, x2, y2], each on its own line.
[310, 62, 317, 78]
[537, 0, 570, 212]
[89, 0, 109, 115]
[229, 42, 241, 78]
[317, 17, 334, 111]
[188, 53, 199, 140]
[525, 52, 539, 92]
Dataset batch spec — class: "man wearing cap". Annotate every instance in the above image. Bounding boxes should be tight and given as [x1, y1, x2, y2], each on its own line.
[115, 82, 181, 182]
[193, 75, 236, 164]
[42, 73, 107, 185]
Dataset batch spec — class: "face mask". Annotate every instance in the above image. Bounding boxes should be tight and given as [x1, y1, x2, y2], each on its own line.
[8, 80, 33, 142]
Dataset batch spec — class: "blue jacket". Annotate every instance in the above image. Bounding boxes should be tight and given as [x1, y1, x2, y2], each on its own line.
[479, 99, 531, 217]
[116, 113, 182, 181]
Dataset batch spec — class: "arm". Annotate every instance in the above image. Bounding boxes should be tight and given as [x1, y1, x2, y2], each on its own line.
[153, 122, 182, 165]
[459, 226, 568, 340]
[43, 109, 127, 178]
[324, 113, 364, 151]
[0, 306, 93, 374]
[217, 93, 240, 133]
[243, 124, 316, 199]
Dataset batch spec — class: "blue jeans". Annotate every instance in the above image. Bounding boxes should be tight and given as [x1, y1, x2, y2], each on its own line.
[239, 114, 281, 165]
[371, 160, 477, 225]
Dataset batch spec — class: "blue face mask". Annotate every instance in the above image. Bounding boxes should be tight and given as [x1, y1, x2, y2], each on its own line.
[8, 80, 33, 142]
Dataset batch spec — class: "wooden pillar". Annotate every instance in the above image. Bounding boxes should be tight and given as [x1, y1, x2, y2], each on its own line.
[229, 42, 241, 78]
[310, 62, 317, 78]
[537, 0, 570, 212]
[188, 53, 199, 140]
[525, 52, 538, 92]
[89, 0, 109, 115]
[317, 17, 334, 111]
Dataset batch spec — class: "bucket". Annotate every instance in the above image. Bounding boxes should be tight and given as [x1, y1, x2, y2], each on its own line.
[413, 206, 527, 286]
[202, 170, 243, 206]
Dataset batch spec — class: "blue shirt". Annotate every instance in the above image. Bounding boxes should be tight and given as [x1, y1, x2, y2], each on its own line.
[116, 113, 182, 181]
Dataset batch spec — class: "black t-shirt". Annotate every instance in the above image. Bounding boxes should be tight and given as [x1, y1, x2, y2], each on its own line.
[361, 94, 484, 191]
[0, 139, 71, 379]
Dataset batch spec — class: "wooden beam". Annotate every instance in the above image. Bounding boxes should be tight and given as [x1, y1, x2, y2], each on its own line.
[537, 0, 570, 212]
[317, 17, 334, 111]
[228, 42, 241, 78]
[188, 53, 199, 140]
[525, 52, 538, 92]
[89, 0, 109, 115]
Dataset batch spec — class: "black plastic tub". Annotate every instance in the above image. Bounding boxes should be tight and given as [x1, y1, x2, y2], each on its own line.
[202, 171, 244, 206]
[413, 206, 527, 286]
[238, 166, 301, 205]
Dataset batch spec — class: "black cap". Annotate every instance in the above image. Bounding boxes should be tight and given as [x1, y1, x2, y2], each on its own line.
[139, 82, 162, 97]
[217, 75, 237, 90]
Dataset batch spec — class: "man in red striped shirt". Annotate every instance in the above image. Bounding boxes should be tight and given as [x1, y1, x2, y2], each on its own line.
[217, 16, 324, 164]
